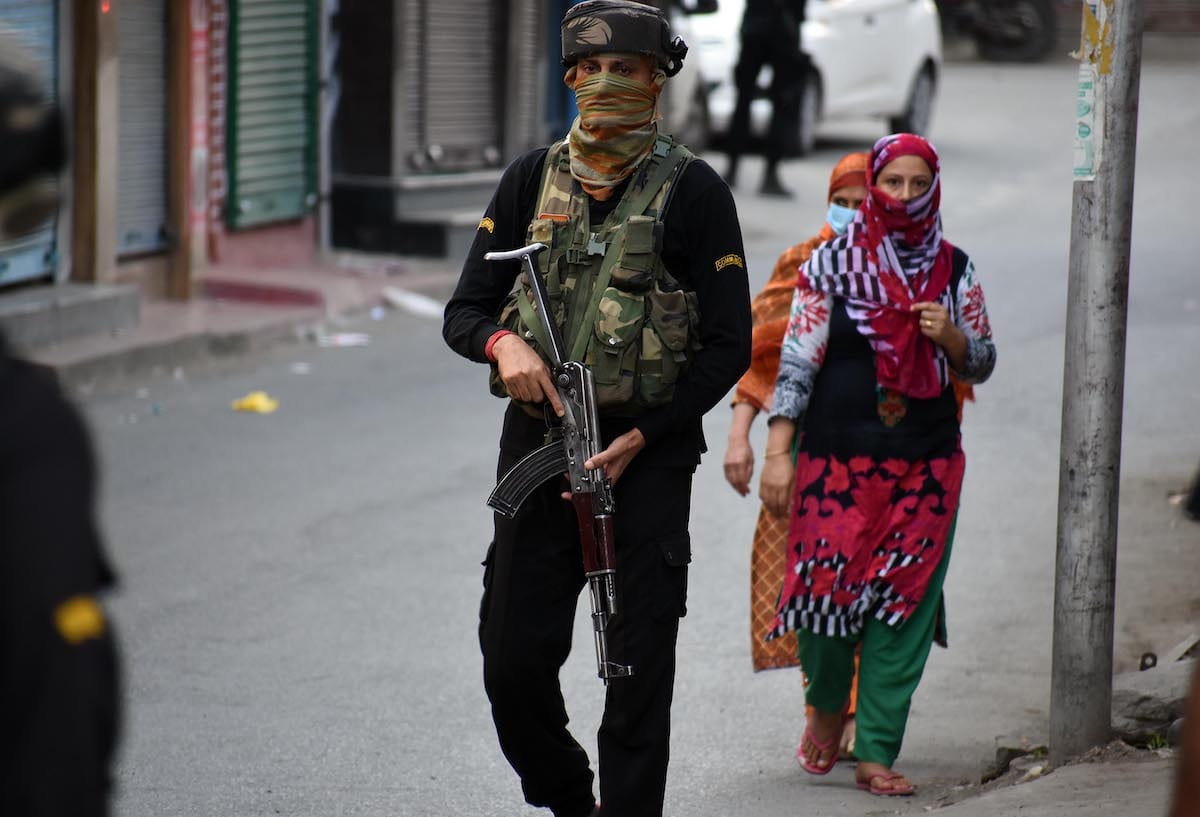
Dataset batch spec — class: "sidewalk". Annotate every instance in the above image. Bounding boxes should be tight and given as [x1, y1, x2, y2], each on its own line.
[933, 747, 1176, 816]
[21, 253, 462, 392]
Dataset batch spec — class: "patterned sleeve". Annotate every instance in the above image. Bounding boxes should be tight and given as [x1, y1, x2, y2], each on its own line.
[953, 256, 997, 384]
[768, 285, 832, 422]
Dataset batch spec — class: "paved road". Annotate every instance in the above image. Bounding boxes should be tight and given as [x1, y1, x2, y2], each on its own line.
[92, 58, 1198, 816]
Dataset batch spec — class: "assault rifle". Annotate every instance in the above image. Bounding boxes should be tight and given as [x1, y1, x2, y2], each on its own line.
[483, 243, 633, 683]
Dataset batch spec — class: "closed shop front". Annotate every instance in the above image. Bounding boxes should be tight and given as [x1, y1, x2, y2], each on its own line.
[0, 0, 59, 286]
[400, 0, 501, 173]
[226, 0, 318, 229]
[117, 0, 169, 255]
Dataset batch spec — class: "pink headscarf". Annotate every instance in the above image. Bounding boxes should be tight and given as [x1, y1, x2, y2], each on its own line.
[801, 133, 955, 399]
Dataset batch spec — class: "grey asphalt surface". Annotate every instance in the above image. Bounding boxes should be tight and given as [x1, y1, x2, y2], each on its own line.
[89, 57, 1198, 816]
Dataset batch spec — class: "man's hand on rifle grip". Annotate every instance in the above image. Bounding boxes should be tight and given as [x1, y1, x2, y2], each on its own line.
[493, 334, 565, 417]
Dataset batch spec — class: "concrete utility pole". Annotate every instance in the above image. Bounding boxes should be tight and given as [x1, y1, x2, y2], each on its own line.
[1050, 0, 1145, 767]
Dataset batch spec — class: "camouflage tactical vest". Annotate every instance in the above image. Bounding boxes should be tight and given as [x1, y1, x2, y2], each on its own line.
[490, 135, 700, 415]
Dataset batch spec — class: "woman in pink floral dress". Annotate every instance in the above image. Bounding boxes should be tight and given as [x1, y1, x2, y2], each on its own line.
[758, 133, 996, 796]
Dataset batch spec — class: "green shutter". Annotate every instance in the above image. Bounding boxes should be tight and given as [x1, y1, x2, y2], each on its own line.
[227, 0, 318, 229]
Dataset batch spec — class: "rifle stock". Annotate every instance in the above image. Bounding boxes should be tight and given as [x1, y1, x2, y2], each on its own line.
[483, 243, 632, 683]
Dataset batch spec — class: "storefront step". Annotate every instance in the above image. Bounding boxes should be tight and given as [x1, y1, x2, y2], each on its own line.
[0, 282, 140, 353]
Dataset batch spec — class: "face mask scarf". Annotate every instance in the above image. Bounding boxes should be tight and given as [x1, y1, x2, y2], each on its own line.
[801, 133, 956, 399]
[825, 202, 857, 236]
[565, 65, 664, 201]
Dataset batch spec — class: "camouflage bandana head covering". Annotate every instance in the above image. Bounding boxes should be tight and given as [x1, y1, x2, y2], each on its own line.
[565, 62, 665, 201]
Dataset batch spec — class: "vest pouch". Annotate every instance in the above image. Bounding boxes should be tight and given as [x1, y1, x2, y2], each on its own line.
[609, 215, 660, 294]
[587, 286, 644, 408]
[528, 217, 555, 247]
[638, 287, 692, 407]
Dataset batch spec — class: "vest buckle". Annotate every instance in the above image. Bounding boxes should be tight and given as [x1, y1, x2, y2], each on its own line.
[586, 234, 607, 256]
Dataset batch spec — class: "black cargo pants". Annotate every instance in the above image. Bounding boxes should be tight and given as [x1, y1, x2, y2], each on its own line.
[480, 407, 692, 817]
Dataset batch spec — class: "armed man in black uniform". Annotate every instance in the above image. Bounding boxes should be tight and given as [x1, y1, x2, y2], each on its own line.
[0, 35, 121, 817]
[724, 0, 811, 197]
[442, 2, 751, 815]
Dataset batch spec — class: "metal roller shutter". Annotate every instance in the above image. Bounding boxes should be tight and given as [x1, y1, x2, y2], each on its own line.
[227, 0, 318, 229]
[402, 0, 500, 172]
[117, 0, 168, 255]
[0, 0, 58, 286]
[506, 0, 541, 155]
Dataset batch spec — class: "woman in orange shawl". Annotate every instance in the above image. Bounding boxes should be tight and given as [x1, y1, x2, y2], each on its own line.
[724, 150, 870, 751]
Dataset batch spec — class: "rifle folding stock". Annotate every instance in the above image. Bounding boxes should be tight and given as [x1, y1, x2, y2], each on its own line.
[483, 243, 633, 683]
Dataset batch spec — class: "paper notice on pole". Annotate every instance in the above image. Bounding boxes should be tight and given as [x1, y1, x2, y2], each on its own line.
[1073, 0, 1108, 181]
[1073, 61, 1100, 180]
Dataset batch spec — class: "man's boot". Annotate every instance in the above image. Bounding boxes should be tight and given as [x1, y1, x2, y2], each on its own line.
[724, 155, 740, 188]
[760, 161, 792, 197]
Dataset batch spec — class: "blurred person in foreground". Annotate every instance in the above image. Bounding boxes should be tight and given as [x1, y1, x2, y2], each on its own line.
[758, 133, 996, 796]
[723, 0, 811, 197]
[1171, 660, 1200, 817]
[0, 33, 121, 817]
[724, 150, 870, 756]
[442, 1, 752, 814]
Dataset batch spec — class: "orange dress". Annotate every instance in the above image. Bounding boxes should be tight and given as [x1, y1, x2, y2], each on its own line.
[734, 226, 835, 672]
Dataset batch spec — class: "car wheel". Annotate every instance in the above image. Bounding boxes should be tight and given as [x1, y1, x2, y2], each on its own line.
[796, 71, 820, 157]
[888, 66, 936, 136]
[676, 86, 712, 153]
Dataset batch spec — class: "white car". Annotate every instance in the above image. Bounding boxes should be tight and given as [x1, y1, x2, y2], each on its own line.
[667, 0, 943, 153]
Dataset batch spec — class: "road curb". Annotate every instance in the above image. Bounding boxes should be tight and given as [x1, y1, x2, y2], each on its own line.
[44, 308, 325, 394]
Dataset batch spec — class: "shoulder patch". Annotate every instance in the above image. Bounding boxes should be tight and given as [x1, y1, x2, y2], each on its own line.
[479, 217, 495, 234]
[715, 253, 745, 272]
[54, 594, 107, 645]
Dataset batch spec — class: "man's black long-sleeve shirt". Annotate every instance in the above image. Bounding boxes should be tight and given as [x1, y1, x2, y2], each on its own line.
[0, 334, 119, 816]
[443, 146, 752, 467]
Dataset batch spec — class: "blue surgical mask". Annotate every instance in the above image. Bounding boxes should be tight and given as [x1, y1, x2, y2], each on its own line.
[826, 202, 857, 235]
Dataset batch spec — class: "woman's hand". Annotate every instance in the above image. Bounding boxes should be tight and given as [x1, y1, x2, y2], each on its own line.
[759, 418, 797, 517]
[724, 435, 755, 496]
[759, 452, 795, 518]
[724, 402, 761, 497]
[493, 334, 564, 416]
[911, 301, 967, 372]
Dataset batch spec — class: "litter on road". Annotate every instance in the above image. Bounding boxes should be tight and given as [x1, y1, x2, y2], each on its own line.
[317, 332, 370, 348]
[231, 391, 279, 414]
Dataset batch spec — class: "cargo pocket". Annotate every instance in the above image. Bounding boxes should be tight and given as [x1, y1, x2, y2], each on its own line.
[479, 541, 497, 626]
[609, 215, 660, 294]
[587, 286, 644, 408]
[654, 531, 691, 620]
[639, 287, 692, 407]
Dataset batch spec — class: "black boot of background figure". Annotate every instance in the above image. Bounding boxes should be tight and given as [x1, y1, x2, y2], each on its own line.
[1185, 463, 1200, 521]
[724, 156, 740, 188]
[760, 161, 792, 197]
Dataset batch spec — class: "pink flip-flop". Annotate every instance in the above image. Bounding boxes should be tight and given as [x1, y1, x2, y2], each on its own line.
[856, 770, 915, 796]
[796, 723, 840, 775]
